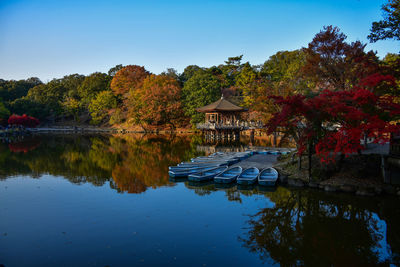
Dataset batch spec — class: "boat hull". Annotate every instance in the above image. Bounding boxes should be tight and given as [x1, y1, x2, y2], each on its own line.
[257, 167, 279, 186]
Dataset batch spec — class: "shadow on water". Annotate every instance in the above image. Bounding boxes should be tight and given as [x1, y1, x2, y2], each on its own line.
[1, 134, 399, 266]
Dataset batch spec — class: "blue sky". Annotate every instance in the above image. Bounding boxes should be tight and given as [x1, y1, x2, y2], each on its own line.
[0, 0, 399, 81]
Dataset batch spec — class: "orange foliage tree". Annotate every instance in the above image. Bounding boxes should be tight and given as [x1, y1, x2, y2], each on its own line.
[110, 65, 150, 97]
[130, 74, 185, 129]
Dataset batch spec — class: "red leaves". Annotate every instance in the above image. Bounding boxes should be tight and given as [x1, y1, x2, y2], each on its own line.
[359, 73, 396, 88]
[8, 114, 40, 128]
[8, 139, 41, 153]
[267, 81, 400, 163]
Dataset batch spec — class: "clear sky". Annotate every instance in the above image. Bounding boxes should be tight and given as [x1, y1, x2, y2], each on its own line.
[0, 0, 399, 81]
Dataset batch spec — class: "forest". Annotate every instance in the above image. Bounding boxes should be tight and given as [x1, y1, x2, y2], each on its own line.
[0, 1, 399, 131]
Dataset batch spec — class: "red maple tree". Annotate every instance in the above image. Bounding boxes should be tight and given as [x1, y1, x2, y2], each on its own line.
[267, 73, 400, 164]
[8, 114, 40, 128]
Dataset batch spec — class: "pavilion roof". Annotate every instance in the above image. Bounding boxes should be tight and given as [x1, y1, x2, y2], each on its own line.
[196, 96, 245, 113]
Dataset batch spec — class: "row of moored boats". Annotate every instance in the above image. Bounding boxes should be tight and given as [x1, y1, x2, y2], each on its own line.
[168, 151, 280, 186]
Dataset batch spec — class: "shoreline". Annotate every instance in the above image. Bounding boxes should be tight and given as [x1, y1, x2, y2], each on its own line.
[273, 154, 400, 197]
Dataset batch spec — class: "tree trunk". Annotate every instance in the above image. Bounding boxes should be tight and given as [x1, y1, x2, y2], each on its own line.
[308, 141, 312, 182]
[298, 155, 302, 170]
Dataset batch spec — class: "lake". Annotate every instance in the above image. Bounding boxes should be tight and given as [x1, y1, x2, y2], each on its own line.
[0, 134, 399, 266]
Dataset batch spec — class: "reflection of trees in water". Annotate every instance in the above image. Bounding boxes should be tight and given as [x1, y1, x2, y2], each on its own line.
[110, 134, 203, 193]
[182, 181, 399, 266]
[240, 187, 399, 266]
[8, 138, 41, 153]
[0, 134, 204, 194]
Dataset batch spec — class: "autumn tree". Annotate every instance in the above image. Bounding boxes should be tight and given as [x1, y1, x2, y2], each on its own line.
[302, 26, 375, 91]
[110, 65, 150, 97]
[129, 74, 184, 128]
[267, 73, 400, 180]
[8, 114, 40, 128]
[368, 0, 400, 42]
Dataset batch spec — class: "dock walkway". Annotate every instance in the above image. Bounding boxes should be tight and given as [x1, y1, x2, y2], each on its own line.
[231, 154, 279, 169]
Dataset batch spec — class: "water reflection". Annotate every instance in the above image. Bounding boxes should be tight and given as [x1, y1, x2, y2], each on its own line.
[239, 188, 400, 266]
[0, 134, 204, 193]
[1, 135, 399, 266]
[180, 181, 399, 266]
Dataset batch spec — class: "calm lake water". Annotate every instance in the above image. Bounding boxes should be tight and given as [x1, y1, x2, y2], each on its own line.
[0, 134, 399, 266]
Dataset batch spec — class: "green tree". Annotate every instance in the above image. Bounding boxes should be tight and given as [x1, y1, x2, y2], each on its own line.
[382, 53, 400, 98]
[9, 98, 49, 119]
[62, 97, 81, 121]
[182, 72, 222, 124]
[180, 65, 204, 83]
[88, 91, 117, 125]
[78, 72, 111, 107]
[108, 64, 124, 77]
[235, 62, 258, 107]
[0, 99, 10, 124]
[60, 74, 85, 99]
[0, 78, 42, 103]
[368, 0, 400, 42]
[26, 80, 66, 115]
[262, 50, 306, 84]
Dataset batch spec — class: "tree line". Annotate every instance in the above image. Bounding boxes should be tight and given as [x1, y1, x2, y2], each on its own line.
[0, 1, 399, 129]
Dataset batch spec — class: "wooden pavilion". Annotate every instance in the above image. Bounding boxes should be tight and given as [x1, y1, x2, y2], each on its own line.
[196, 96, 246, 141]
[196, 95, 245, 125]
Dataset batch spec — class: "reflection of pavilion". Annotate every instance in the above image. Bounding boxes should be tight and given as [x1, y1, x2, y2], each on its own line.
[196, 96, 262, 142]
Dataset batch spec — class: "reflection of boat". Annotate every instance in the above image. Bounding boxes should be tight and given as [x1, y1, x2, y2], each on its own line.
[214, 167, 242, 184]
[257, 185, 277, 193]
[237, 167, 259, 185]
[258, 167, 278, 186]
[237, 184, 257, 191]
[169, 166, 218, 178]
[188, 166, 228, 182]
[214, 183, 237, 190]
[169, 164, 223, 172]
[187, 180, 215, 188]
